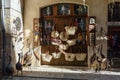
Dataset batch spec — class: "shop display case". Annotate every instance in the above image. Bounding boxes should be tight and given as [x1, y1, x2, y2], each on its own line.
[39, 3, 88, 66]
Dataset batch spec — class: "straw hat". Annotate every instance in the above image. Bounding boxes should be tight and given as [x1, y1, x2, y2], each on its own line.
[51, 30, 59, 38]
[59, 31, 69, 41]
[59, 44, 69, 50]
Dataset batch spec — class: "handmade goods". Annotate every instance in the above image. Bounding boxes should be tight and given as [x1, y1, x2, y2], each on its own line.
[51, 38, 61, 45]
[41, 54, 52, 62]
[75, 53, 87, 61]
[64, 53, 75, 61]
[51, 30, 59, 38]
[59, 44, 69, 50]
[77, 32, 83, 41]
[59, 31, 69, 41]
[67, 39, 76, 46]
[65, 26, 77, 35]
[52, 52, 62, 59]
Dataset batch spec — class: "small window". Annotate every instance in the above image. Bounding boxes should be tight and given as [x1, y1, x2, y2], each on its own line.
[108, 2, 120, 21]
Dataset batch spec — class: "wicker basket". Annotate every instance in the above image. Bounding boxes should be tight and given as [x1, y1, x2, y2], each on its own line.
[75, 53, 87, 61]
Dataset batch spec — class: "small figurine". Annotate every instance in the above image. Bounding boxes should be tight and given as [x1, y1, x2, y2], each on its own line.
[46, 7, 51, 16]
[77, 5, 83, 14]
[61, 5, 66, 15]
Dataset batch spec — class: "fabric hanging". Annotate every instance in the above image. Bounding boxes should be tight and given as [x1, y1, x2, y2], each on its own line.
[64, 53, 75, 61]
[33, 46, 41, 60]
[52, 52, 62, 59]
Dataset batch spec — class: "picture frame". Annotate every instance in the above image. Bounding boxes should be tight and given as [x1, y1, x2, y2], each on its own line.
[89, 16, 96, 24]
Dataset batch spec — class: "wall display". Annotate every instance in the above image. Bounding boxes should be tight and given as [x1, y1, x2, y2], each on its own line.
[40, 3, 88, 66]
[57, 4, 70, 15]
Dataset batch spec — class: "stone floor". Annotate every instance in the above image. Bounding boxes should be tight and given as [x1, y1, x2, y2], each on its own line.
[2, 66, 120, 80]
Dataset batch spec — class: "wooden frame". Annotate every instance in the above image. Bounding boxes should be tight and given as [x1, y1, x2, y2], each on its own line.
[40, 3, 88, 66]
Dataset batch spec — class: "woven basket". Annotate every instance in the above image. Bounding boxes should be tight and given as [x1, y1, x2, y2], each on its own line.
[52, 52, 62, 59]
[64, 53, 75, 61]
[41, 54, 52, 62]
[65, 26, 77, 35]
[59, 44, 69, 50]
[75, 53, 87, 61]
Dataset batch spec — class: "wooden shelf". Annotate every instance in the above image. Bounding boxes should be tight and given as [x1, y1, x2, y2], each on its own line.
[39, 3, 88, 66]
[42, 14, 87, 18]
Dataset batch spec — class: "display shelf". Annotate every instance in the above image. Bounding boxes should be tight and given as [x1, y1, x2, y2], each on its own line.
[39, 3, 88, 66]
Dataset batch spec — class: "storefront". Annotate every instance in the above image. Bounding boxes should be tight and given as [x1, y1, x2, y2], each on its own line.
[1, 0, 115, 76]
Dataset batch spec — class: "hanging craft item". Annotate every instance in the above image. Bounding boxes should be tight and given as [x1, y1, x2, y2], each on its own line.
[89, 33, 95, 46]
[64, 53, 75, 61]
[51, 38, 61, 45]
[65, 26, 77, 35]
[59, 44, 69, 50]
[52, 52, 62, 59]
[41, 51, 52, 62]
[67, 39, 76, 46]
[41, 54, 52, 62]
[75, 53, 87, 61]
[34, 26, 39, 43]
[51, 30, 59, 38]
[59, 31, 69, 41]
[77, 32, 83, 43]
